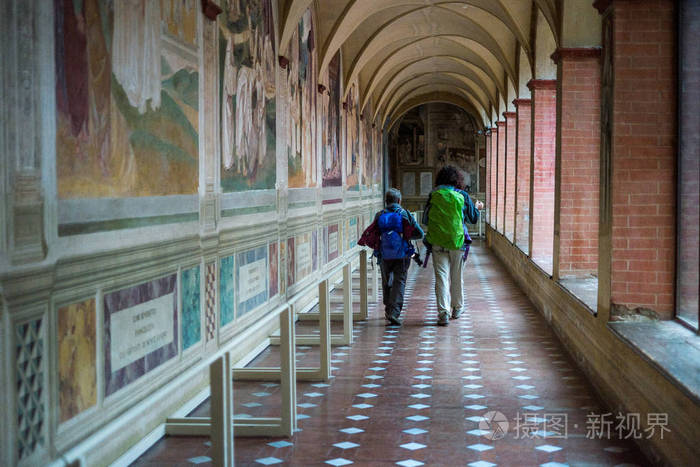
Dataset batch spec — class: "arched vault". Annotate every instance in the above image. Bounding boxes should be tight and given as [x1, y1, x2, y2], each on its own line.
[279, 0, 598, 128]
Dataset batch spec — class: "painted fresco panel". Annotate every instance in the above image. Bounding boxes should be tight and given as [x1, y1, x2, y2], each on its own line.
[345, 83, 360, 189]
[236, 246, 268, 317]
[103, 274, 178, 396]
[219, 255, 235, 326]
[58, 298, 97, 422]
[321, 52, 341, 187]
[55, 0, 199, 199]
[287, 9, 317, 188]
[220, 0, 277, 191]
[181, 265, 201, 350]
[269, 242, 279, 297]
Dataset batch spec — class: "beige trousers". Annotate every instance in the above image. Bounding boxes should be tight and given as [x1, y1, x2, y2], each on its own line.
[432, 246, 465, 315]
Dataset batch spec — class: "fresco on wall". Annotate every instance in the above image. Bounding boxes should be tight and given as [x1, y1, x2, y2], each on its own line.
[321, 52, 342, 187]
[286, 237, 295, 287]
[220, 0, 276, 191]
[55, 0, 199, 199]
[361, 112, 373, 188]
[394, 107, 425, 166]
[220, 255, 235, 326]
[58, 298, 97, 422]
[269, 242, 279, 297]
[345, 84, 360, 189]
[287, 9, 317, 188]
[181, 265, 201, 350]
[236, 246, 268, 317]
[104, 274, 178, 396]
[373, 126, 382, 186]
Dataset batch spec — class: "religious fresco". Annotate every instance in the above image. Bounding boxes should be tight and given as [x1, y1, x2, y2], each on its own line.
[55, 0, 199, 199]
[220, 0, 277, 191]
[103, 274, 178, 396]
[361, 111, 373, 187]
[287, 9, 317, 188]
[181, 265, 201, 350]
[236, 246, 268, 317]
[269, 241, 279, 297]
[58, 298, 97, 423]
[373, 126, 383, 186]
[321, 52, 342, 187]
[220, 255, 235, 326]
[345, 83, 360, 189]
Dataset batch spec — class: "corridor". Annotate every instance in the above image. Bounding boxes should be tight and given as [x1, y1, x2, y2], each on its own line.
[133, 242, 648, 466]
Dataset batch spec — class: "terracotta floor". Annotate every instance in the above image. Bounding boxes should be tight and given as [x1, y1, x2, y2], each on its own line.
[132, 241, 650, 466]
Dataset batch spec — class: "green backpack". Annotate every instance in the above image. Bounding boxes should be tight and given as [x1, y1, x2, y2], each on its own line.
[426, 188, 465, 250]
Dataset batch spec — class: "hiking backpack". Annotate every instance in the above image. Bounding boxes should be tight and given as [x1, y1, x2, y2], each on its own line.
[425, 188, 465, 250]
[377, 210, 411, 260]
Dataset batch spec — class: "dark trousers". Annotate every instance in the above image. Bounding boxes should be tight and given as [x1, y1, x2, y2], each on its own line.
[380, 257, 411, 318]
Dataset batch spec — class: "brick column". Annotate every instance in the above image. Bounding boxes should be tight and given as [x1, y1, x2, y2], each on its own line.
[597, 0, 676, 318]
[490, 126, 499, 230]
[528, 80, 557, 274]
[503, 112, 517, 242]
[485, 132, 492, 225]
[496, 121, 506, 234]
[554, 48, 601, 278]
[514, 99, 532, 253]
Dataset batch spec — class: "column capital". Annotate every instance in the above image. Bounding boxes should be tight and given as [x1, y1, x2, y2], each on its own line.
[513, 98, 532, 107]
[502, 111, 517, 119]
[551, 47, 602, 63]
[527, 79, 557, 91]
[496, 120, 506, 128]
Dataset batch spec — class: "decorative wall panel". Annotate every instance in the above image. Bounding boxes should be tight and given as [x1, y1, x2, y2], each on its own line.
[58, 299, 96, 422]
[219, 255, 235, 327]
[16, 318, 45, 460]
[103, 275, 178, 396]
[181, 265, 201, 350]
[236, 246, 268, 317]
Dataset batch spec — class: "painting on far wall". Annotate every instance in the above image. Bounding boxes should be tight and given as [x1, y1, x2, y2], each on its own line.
[287, 9, 317, 188]
[55, 0, 199, 199]
[220, 0, 277, 192]
[345, 83, 360, 189]
[361, 111, 373, 188]
[321, 52, 342, 187]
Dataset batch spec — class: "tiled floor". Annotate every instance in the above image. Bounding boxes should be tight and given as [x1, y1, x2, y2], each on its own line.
[132, 241, 650, 466]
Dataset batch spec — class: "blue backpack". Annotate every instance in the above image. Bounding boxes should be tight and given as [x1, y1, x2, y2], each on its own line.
[378, 210, 412, 260]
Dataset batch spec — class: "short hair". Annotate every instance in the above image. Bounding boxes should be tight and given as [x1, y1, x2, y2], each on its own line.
[385, 188, 402, 205]
[435, 165, 463, 187]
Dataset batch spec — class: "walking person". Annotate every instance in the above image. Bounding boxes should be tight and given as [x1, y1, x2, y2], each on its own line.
[359, 188, 424, 325]
[422, 166, 483, 326]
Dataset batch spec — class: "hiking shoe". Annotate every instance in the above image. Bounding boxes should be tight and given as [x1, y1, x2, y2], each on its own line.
[437, 312, 449, 326]
[387, 314, 403, 326]
[451, 308, 462, 320]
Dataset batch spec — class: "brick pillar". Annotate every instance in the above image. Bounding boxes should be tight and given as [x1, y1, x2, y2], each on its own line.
[490, 126, 499, 230]
[496, 121, 506, 234]
[514, 99, 532, 253]
[554, 48, 601, 278]
[503, 112, 517, 242]
[486, 132, 492, 225]
[528, 80, 557, 274]
[598, 0, 676, 318]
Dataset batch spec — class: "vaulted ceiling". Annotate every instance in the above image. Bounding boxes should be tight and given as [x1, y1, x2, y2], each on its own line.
[278, 0, 601, 129]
